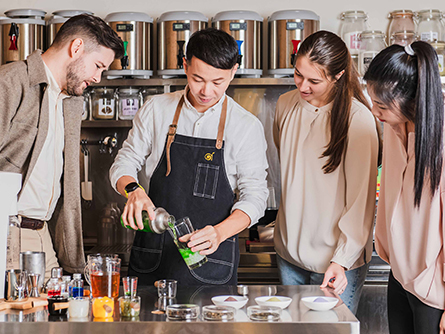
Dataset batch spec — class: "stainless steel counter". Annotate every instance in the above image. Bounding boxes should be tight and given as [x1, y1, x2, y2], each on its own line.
[0, 285, 359, 334]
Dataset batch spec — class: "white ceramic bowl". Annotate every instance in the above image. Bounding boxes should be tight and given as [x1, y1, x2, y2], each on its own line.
[301, 296, 339, 311]
[255, 296, 292, 309]
[211, 295, 249, 309]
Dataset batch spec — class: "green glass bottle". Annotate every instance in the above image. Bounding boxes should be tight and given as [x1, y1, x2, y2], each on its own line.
[120, 207, 175, 234]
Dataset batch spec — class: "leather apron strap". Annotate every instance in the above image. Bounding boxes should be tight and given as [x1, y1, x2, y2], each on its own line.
[165, 94, 228, 176]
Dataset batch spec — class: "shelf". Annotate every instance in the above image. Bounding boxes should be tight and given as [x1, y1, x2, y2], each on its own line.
[93, 77, 295, 87]
[81, 120, 133, 128]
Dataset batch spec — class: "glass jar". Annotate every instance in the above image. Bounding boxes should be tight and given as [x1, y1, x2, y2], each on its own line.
[388, 10, 416, 44]
[82, 89, 90, 121]
[90, 87, 116, 120]
[417, 9, 443, 42]
[390, 30, 418, 46]
[6, 215, 21, 270]
[430, 42, 445, 76]
[47, 277, 61, 297]
[141, 87, 164, 104]
[116, 87, 142, 120]
[359, 31, 387, 76]
[340, 11, 368, 69]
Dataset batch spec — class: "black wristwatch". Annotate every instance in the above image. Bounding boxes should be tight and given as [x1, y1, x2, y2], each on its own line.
[124, 182, 144, 198]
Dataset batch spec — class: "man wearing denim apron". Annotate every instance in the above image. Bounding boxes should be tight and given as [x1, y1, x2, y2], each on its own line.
[110, 28, 268, 285]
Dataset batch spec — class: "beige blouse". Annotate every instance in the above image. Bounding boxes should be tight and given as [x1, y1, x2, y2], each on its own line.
[273, 89, 379, 273]
[375, 123, 445, 310]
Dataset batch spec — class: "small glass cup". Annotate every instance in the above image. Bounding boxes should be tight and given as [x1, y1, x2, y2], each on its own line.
[167, 217, 207, 270]
[156, 279, 177, 298]
[247, 305, 281, 321]
[166, 304, 200, 320]
[92, 296, 114, 318]
[69, 297, 90, 318]
[119, 296, 141, 318]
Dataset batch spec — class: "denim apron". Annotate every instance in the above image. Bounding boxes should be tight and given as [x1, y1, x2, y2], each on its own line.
[128, 95, 239, 286]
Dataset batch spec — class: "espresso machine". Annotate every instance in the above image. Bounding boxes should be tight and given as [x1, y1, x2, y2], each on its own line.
[0, 172, 21, 298]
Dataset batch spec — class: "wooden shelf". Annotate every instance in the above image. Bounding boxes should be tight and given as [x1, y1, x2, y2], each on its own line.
[81, 120, 133, 128]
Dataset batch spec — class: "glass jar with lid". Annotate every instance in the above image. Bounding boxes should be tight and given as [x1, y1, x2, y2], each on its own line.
[90, 87, 116, 120]
[141, 87, 164, 104]
[430, 42, 445, 76]
[81, 88, 90, 121]
[387, 10, 416, 44]
[359, 31, 387, 76]
[116, 87, 143, 120]
[417, 9, 443, 42]
[390, 30, 418, 46]
[340, 11, 369, 69]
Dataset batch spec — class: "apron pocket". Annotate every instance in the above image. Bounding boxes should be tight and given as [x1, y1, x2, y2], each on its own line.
[193, 163, 220, 199]
[129, 232, 164, 273]
[190, 237, 237, 284]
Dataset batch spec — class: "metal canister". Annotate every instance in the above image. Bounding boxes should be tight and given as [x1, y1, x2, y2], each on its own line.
[157, 11, 208, 78]
[212, 11, 263, 77]
[268, 10, 320, 77]
[0, 9, 46, 64]
[105, 12, 154, 79]
[46, 10, 93, 49]
[19, 251, 45, 292]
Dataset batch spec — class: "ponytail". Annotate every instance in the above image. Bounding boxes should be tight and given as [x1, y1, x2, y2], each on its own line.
[364, 41, 444, 206]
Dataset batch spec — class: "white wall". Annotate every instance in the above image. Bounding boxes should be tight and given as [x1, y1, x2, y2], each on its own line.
[2, 0, 445, 34]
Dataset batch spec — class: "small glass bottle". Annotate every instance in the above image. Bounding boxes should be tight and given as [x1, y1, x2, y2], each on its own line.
[61, 275, 71, 298]
[117, 87, 142, 120]
[340, 11, 368, 69]
[6, 215, 21, 270]
[417, 9, 443, 42]
[90, 87, 116, 120]
[70, 273, 84, 298]
[387, 10, 416, 44]
[359, 31, 387, 76]
[121, 207, 175, 234]
[47, 278, 61, 297]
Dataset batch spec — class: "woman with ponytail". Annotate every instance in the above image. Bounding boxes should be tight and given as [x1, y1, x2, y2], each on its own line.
[364, 41, 445, 334]
[273, 30, 380, 314]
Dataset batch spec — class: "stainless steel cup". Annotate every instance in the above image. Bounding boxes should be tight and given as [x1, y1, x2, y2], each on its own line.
[20, 251, 45, 292]
[4, 269, 27, 301]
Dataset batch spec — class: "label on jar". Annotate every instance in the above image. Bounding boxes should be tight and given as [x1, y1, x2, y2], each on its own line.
[121, 98, 139, 116]
[360, 51, 379, 76]
[438, 54, 444, 74]
[98, 99, 115, 116]
[420, 32, 439, 42]
[344, 32, 361, 51]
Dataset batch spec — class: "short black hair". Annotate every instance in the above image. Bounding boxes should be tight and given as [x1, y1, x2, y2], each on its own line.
[52, 14, 124, 59]
[186, 28, 238, 69]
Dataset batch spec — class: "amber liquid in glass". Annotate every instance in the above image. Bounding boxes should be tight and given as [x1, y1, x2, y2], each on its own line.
[91, 272, 120, 298]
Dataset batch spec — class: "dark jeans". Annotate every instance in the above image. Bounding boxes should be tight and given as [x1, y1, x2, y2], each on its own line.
[388, 271, 443, 334]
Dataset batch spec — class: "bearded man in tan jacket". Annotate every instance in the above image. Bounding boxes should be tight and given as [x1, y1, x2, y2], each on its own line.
[0, 14, 123, 277]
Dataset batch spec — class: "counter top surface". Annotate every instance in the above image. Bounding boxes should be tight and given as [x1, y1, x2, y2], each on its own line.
[0, 285, 359, 334]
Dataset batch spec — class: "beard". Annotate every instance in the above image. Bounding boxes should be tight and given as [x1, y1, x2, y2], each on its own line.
[65, 58, 86, 97]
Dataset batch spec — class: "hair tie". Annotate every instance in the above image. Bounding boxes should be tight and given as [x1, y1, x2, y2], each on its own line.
[404, 44, 415, 56]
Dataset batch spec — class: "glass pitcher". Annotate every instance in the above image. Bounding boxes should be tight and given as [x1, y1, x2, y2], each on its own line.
[84, 254, 121, 298]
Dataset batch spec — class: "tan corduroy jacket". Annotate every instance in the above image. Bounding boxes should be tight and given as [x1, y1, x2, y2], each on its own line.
[0, 50, 85, 273]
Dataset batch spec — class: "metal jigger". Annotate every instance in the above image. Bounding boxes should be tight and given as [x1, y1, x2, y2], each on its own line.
[28, 273, 40, 297]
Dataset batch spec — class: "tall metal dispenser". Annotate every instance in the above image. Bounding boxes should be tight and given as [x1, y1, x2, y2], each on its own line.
[212, 10, 263, 77]
[105, 12, 154, 79]
[0, 9, 46, 64]
[268, 10, 320, 77]
[46, 10, 93, 49]
[157, 11, 208, 78]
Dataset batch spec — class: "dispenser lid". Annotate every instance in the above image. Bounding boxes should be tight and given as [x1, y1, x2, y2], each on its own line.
[158, 11, 208, 23]
[269, 10, 320, 22]
[0, 17, 45, 25]
[5, 8, 46, 19]
[213, 10, 263, 22]
[53, 10, 93, 17]
[105, 12, 154, 23]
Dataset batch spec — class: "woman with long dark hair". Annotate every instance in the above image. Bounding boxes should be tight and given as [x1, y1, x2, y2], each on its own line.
[364, 41, 445, 334]
[273, 30, 380, 314]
